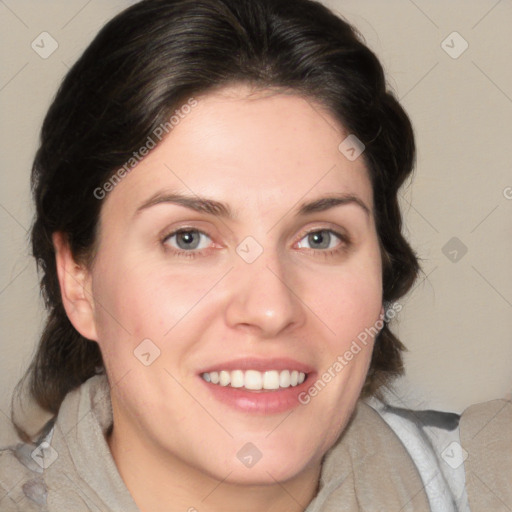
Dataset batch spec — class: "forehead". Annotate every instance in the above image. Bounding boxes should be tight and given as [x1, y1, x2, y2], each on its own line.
[101, 84, 373, 219]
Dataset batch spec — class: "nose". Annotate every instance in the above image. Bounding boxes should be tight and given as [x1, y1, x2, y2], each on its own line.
[224, 247, 305, 338]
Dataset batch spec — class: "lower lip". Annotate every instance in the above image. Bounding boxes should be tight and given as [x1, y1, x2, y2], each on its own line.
[199, 374, 316, 414]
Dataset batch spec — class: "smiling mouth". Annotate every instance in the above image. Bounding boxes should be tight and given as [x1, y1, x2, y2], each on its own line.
[201, 369, 307, 391]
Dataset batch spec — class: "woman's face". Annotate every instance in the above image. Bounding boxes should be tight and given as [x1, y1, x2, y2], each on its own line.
[86, 84, 384, 484]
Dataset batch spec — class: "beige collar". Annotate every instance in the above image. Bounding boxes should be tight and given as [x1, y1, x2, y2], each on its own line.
[40, 374, 431, 511]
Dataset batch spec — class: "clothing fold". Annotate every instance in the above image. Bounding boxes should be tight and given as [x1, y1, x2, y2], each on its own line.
[1, 374, 510, 511]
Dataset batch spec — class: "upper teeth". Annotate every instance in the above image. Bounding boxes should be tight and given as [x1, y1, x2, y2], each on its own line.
[202, 370, 306, 390]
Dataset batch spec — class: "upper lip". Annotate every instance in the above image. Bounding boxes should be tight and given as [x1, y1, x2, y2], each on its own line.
[198, 357, 315, 375]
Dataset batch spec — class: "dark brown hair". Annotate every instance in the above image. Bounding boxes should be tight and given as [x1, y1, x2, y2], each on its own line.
[16, 0, 421, 437]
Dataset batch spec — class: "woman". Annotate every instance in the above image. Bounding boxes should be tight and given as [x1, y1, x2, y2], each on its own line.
[1, 0, 510, 511]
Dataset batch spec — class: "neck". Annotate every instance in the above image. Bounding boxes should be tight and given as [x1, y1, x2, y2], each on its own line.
[107, 425, 321, 512]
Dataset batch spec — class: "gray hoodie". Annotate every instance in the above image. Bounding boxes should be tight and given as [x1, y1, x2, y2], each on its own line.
[0, 374, 510, 511]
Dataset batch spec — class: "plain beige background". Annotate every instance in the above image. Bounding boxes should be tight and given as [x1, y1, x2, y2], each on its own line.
[1, 0, 511, 445]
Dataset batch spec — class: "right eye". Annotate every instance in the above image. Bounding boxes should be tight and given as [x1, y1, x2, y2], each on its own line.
[162, 228, 214, 258]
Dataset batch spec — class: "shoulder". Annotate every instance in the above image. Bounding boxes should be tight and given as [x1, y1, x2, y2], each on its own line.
[366, 396, 512, 511]
[0, 443, 48, 511]
[364, 397, 470, 511]
[315, 400, 432, 511]
[459, 398, 512, 510]
[0, 419, 56, 511]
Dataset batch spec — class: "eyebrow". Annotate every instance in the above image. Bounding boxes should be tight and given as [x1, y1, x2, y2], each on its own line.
[135, 191, 371, 219]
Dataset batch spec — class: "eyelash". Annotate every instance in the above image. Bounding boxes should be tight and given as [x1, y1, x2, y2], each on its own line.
[161, 227, 351, 260]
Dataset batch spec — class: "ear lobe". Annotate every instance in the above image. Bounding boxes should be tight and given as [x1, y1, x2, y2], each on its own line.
[52, 232, 98, 341]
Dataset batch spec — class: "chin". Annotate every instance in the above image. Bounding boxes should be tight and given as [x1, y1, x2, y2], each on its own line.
[197, 439, 321, 486]
[218, 457, 315, 486]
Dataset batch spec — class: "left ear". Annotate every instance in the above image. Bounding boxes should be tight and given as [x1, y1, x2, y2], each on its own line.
[52, 231, 98, 341]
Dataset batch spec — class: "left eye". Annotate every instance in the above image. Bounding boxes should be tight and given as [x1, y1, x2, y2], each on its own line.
[164, 229, 212, 251]
[296, 229, 342, 250]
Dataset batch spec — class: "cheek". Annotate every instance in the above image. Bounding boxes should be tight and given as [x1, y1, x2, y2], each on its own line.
[298, 254, 383, 441]
[90, 252, 216, 355]
[305, 250, 383, 346]
[89, 251, 171, 353]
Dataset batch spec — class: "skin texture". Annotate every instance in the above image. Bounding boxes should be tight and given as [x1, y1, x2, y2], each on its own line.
[54, 84, 385, 512]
